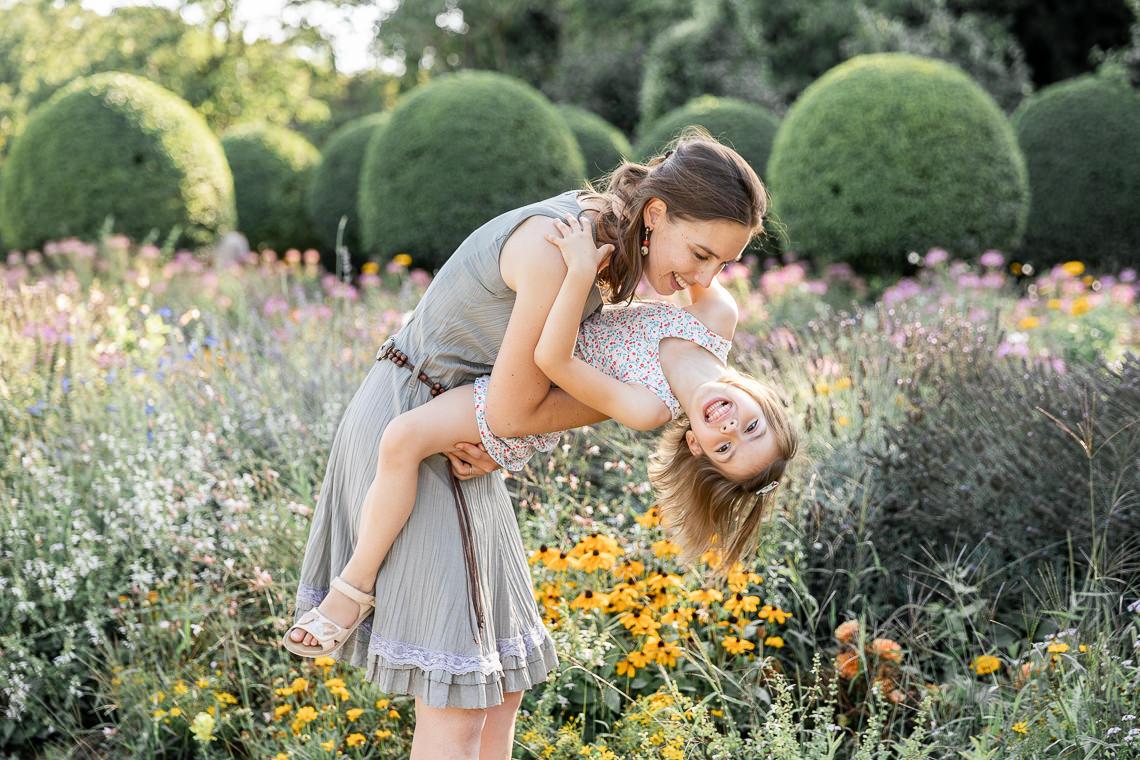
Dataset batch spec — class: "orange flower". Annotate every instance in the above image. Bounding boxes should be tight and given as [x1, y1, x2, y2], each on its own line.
[836, 651, 860, 679]
[872, 638, 902, 662]
[835, 620, 860, 644]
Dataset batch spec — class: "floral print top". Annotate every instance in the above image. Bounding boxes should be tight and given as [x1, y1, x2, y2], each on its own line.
[473, 300, 732, 470]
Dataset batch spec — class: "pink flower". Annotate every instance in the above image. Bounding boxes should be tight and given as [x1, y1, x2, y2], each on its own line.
[924, 247, 949, 266]
[1120, 268, 1136, 283]
[980, 250, 1004, 268]
[409, 269, 432, 288]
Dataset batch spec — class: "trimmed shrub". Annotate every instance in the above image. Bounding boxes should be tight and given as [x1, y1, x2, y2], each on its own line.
[1012, 73, 1140, 270]
[304, 112, 390, 268]
[767, 53, 1028, 275]
[633, 95, 779, 179]
[638, 1, 775, 130]
[0, 72, 234, 250]
[557, 104, 631, 180]
[222, 123, 320, 252]
[359, 71, 585, 270]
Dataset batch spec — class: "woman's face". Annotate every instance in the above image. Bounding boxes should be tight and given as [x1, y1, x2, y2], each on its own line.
[685, 381, 782, 482]
[641, 199, 752, 295]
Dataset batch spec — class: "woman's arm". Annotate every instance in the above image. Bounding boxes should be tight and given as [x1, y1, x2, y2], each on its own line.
[484, 214, 611, 438]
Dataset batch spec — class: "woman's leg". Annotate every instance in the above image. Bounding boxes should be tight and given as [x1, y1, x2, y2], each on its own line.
[290, 385, 482, 646]
[410, 700, 487, 760]
[478, 690, 523, 760]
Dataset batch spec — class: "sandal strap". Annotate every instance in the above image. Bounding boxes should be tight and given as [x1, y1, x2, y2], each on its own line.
[291, 608, 347, 644]
[331, 576, 375, 607]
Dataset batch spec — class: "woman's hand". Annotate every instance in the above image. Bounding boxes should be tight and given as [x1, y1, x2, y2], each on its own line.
[544, 213, 614, 278]
[444, 441, 500, 480]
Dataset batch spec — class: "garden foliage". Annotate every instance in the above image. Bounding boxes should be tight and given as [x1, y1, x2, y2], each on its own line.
[767, 53, 1029, 275]
[222, 123, 321, 253]
[304, 112, 390, 267]
[0, 71, 234, 251]
[638, 0, 777, 130]
[357, 71, 585, 270]
[860, 341, 1137, 618]
[1012, 73, 1140, 271]
[557, 104, 631, 181]
[633, 95, 780, 181]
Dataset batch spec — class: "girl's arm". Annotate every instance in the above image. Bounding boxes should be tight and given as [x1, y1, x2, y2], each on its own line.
[484, 214, 614, 438]
[534, 215, 671, 432]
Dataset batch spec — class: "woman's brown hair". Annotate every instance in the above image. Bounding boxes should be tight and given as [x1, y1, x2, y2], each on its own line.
[581, 126, 769, 303]
[647, 368, 799, 583]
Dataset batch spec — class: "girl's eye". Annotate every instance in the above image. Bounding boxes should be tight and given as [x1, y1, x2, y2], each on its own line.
[745, 420, 758, 433]
[716, 443, 730, 454]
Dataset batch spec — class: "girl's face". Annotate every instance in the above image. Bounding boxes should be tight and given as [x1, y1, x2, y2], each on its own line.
[685, 381, 782, 482]
[641, 199, 752, 296]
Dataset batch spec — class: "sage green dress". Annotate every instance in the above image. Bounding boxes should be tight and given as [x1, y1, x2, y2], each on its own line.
[292, 190, 601, 709]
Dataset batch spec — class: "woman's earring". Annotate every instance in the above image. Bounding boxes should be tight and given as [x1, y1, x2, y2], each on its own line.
[640, 226, 651, 256]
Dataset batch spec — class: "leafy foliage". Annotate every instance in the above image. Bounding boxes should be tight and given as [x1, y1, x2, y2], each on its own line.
[0, 71, 234, 250]
[767, 53, 1028, 274]
[638, 0, 777, 129]
[1011, 73, 1140, 270]
[305, 112, 390, 266]
[0, 2, 356, 156]
[358, 71, 584, 269]
[222, 123, 321, 252]
[633, 95, 780, 179]
[557, 104, 631, 181]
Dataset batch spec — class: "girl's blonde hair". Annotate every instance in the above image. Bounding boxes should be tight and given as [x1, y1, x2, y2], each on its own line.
[647, 367, 798, 582]
[580, 126, 769, 304]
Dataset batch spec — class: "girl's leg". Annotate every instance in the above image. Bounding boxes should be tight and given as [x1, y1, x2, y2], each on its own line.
[478, 690, 523, 760]
[410, 699, 487, 760]
[290, 385, 482, 646]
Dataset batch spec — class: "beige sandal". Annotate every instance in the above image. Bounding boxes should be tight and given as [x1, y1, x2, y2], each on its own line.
[283, 576, 375, 657]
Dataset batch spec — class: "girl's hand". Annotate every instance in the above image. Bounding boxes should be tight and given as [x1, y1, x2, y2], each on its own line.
[544, 213, 614, 277]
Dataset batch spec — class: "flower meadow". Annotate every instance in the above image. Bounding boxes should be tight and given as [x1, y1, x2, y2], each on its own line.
[1, 236, 1138, 758]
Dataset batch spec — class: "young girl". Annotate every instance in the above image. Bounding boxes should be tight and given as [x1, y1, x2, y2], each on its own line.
[285, 213, 799, 657]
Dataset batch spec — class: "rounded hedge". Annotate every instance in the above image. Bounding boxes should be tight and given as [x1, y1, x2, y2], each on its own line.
[767, 53, 1029, 274]
[359, 71, 586, 269]
[0, 71, 234, 250]
[633, 96, 780, 179]
[222, 123, 320, 252]
[557, 104, 631, 180]
[304, 112, 390, 267]
[1012, 74, 1140, 270]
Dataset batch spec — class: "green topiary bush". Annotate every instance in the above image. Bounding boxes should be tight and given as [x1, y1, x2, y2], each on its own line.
[767, 53, 1029, 275]
[557, 104, 631, 180]
[222, 123, 320, 252]
[304, 112, 390, 269]
[1012, 73, 1140, 270]
[359, 71, 585, 270]
[0, 71, 234, 251]
[633, 95, 780, 179]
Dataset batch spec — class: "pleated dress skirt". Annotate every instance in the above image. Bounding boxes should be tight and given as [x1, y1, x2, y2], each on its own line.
[291, 352, 559, 709]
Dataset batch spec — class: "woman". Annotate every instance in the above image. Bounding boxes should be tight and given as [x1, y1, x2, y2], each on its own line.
[289, 130, 768, 759]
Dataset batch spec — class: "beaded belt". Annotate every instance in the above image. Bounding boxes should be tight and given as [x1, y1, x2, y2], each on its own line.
[377, 341, 486, 645]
